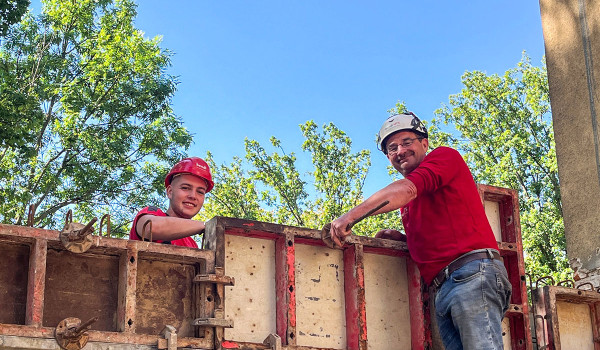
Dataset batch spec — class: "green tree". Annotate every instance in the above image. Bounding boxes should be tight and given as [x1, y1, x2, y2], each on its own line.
[199, 121, 400, 236]
[430, 54, 569, 281]
[0, 0, 191, 235]
[0, 0, 29, 36]
[245, 136, 308, 226]
[201, 152, 272, 223]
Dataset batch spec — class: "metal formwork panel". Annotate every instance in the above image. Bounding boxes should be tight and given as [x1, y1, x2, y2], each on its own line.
[478, 184, 532, 350]
[0, 224, 217, 350]
[534, 285, 600, 350]
[207, 216, 425, 350]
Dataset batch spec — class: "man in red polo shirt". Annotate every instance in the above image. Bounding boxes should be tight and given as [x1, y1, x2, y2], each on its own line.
[129, 157, 214, 248]
[329, 112, 512, 350]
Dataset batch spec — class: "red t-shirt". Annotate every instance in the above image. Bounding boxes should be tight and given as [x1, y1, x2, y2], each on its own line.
[129, 206, 199, 248]
[403, 147, 499, 285]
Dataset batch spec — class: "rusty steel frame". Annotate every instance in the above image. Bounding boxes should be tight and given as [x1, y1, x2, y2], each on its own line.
[0, 183, 529, 350]
[478, 184, 532, 350]
[0, 223, 216, 349]
[201, 183, 530, 350]
[203, 216, 427, 350]
[533, 285, 600, 350]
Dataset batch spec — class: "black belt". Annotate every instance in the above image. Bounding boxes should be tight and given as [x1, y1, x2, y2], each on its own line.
[430, 249, 502, 290]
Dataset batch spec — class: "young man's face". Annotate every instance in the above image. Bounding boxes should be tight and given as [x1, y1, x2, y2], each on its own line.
[385, 130, 429, 177]
[166, 173, 208, 219]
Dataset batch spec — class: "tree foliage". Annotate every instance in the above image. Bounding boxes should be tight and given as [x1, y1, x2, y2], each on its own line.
[429, 54, 569, 280]
[200, 121, 401, 235]
[0, 0, 29, 36]
[0, 0, 191, 234]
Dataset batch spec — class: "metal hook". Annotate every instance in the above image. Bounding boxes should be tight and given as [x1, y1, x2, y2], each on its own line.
[535, 276, 555, 290]
[576, 282, 595, 291]
[557, 279, 575, 288]
[99, 214, 111, 237]
[142, 220, 153, 243]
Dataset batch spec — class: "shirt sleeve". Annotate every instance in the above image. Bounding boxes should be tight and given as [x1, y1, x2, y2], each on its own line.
[405, 147, 466, 195]
[130, 206, 165, 240]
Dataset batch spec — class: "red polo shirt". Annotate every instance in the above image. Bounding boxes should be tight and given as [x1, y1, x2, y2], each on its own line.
[403, 147, 498, 284]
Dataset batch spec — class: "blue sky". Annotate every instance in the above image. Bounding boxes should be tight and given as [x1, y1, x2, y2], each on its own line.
[38, 1, 548, 197]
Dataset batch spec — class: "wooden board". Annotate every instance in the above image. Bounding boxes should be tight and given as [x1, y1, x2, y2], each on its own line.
[556, 301, 594, 349]
[0, 241, 29, 325]
[295, 244, 346, 349]
[224, 234, 277, 343]
[363, 253, 410, 350]
[135, 257, 197, 337]
[43, 249, 119, 331]
[502, 317, 512, 350]
[484, 200, 503, 242]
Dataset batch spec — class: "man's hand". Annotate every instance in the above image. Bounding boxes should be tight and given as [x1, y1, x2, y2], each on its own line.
[330, 215, 354, 248]
[375, 229, 407, 242]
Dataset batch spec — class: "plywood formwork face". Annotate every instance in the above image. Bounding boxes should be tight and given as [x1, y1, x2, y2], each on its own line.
[43, 249, 120, 331]
[556, 301, 594, 349]
[224, 234, 276, 343]
[363, 253, 410, 350]
[484, 199, 503, 243]
[502, 317, 512, 350]
[0, 241, 29, 325]
[534, 285, 600, 350]
[295, 244, 346, 349]
[135, 258, 197, 337]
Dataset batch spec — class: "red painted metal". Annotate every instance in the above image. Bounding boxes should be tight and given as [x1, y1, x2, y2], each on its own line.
[343, 244, 367, 350]
[222, 340, 241, 348]
[25, 239, 46, 327]
[407, 259, 428, 350]
[478, 184, 532, 350]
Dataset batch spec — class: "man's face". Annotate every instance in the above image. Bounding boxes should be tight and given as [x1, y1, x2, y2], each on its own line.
[385, 131, 429, 176]
[166, 174, 208, 219]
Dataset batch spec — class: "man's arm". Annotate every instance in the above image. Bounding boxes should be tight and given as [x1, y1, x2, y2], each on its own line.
[330, 179, 417, 247]
[136, 215, 205, 241]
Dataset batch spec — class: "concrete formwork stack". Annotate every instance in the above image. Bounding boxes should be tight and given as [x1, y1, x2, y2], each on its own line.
[0, 184, 534, 349]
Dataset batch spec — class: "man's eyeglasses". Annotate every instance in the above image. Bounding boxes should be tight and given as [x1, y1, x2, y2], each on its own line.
[386, 137, 423, 155]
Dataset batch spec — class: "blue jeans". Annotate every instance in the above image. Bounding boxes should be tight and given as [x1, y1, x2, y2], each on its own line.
[434, 258, 512, 350]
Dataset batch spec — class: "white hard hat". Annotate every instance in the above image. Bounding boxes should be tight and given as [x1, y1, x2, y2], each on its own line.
[376, 112, 428, 153]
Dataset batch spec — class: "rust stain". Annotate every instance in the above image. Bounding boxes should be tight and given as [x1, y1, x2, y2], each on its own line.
[357, 266, 368, 341]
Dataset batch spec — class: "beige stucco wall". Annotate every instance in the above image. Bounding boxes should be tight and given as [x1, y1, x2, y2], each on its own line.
[539, 0, 600, 274]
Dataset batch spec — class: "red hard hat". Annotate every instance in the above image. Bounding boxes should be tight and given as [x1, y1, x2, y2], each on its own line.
[164, 157, 214, 192]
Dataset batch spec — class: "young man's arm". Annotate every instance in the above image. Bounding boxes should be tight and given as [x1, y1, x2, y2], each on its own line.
[329, 179, 417, 247]
[136, 215, 205, 241]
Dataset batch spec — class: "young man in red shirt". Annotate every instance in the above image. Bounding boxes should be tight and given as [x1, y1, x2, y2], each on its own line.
[129, 157, 214, 248]
[330, 113, 512, 350]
